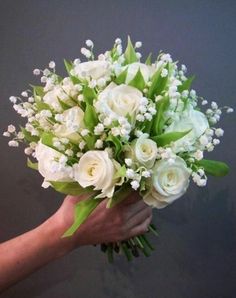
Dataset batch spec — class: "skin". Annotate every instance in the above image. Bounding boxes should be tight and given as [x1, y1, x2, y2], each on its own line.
[0, 192, 152, 292]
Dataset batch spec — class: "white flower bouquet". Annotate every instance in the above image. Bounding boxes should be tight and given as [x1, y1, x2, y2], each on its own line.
[4, 37, 233, 261]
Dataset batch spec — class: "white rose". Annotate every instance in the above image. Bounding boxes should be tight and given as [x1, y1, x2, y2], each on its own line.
[74, 60, 111, 80]
[95, 82, 142, 120]
[144, 157, 190, 208]
[43, 85, 73, 112]
[35, 142, 72, 185]
[54, 106, 84, 142]
[133, 134, 158, 168]
[165, 106, 209, 152]
[73, 150, 116, 198]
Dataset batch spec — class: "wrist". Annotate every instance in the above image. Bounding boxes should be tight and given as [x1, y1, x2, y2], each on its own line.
[36, 215, 75, 260]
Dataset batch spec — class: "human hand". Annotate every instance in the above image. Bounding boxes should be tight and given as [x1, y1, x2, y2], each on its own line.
[47, 192, 152, 256]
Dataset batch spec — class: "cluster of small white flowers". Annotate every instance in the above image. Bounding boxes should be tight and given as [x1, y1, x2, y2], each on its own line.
[136, 97, 156, 122]
[157, 147, 176, 164]
[192, 169, 207, 187]
[53, 137, 66, 151]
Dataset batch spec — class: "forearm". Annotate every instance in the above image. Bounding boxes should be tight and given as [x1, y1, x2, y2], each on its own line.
[0, 217, 70, 292]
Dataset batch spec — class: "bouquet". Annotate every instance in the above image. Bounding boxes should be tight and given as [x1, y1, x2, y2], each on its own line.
[4, 37, 233, 262]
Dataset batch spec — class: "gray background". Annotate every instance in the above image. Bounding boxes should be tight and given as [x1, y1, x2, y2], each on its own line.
[0, 0, 236, 297]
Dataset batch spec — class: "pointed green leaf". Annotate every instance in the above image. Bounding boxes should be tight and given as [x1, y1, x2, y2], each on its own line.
[106, 135, 122, 159]
[84, 103, 99, 131]
[178, 75, 195, 92]
[115, 67, 128, 85]
[64, 59, 81, 84]
[148, 63, 169, 99]
[83, 86, 96, 105]
[195, 159, 229, 177]
[64, 59, 73, 75]
[57, 97, 72, 110]
[49, 181, 94, 196]
[20, 126, 39, 143]
[145, 53, 152, 65]
[63, 195, 104, 237]
[128, 68, 146, 91]
[83, 134, 96, 150]
[124, 36, 138, 64]
[152, 130, 191, 146]
[106, 184, 133, 208]
[40, 132, 64, 153]
[152, 97, 169, 135]
[31, 85, 45, 97]
[27, 158, 38, 170]
[113, 165, 126, 179]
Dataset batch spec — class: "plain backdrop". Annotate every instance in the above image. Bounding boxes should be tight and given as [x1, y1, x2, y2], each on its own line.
[0, 1, 236, 297]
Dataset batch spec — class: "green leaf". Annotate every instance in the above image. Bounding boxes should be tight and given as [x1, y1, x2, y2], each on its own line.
[152, 130, 191, 147]
[148, 63, 169, 99]
[64, 59, 73, 75]
[145, 53, 152, 65]
[49, 181, 94, 196]
[83, 86, 96, 105]
[57, 97, 72, 110]
[115, 67, 128, 85]
[83, 134, 96, 150]
[84, 103, 99, 131]
[124, 36, 138, 64]
[195, 159, 230, 177]
[64, 59, 81, 84]
[152, 97, 169, 135]
[31, 85, 44, 97]
[20, 126, 39, 143]
[128, 68, 146, 91]
[40, 131, 62, 152]
[178, 75, 195, 93]
[27, 158, 38, 170]
[113, 165, 126, 179]
[106, 184, 133, 208]
[63, 195, 104, 237]
[106, 135, 122, 159]
[34, 95, 51, 111]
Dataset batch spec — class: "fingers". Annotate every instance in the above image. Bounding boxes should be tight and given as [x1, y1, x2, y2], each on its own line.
[128, 214, 152, 238]
[125, 199, 149, 220]
[126, 206, 152, 229]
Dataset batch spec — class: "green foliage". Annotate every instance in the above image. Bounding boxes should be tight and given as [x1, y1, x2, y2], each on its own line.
[148, 63, 169, 99]
[83, 134, 96, 150]
[113, 165, 126, 179]
[64, 59, 81, 84]
[41, 131, 59, 151]
[84, 103, 99, 131]
[83, 86, 96, 105]
[20, 126, 39, 143]
[128, 68, 146, 91]
[124, 36, 138, 64]
[49, 181, 94, 196]
[195, 159, 229, 177]
[57, 97, 72, 110]
[115, 68, 128, 85]
[106, 184, 133, 208]
[106, 135, 122, 159]
[27, 158, 38, 170]
[63, 195, 104, 237]
[152, 130, 191, 147]
[31, 85, 45, 97]
[178, 75, 195, 92]
[145, 53, 152, 65]
[152, 97, 169, 135]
